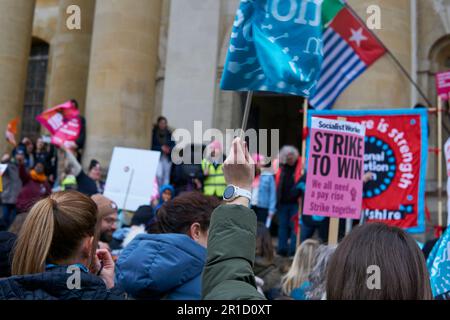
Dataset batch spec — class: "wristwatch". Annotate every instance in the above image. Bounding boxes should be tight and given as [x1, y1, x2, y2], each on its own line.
[223, 185, 252, 203]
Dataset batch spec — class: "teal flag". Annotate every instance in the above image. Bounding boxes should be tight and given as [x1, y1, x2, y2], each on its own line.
[221, 0, 325, 97]
[427, 228, 450, 299]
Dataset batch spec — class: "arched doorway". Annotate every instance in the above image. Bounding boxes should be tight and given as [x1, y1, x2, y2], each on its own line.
[21, 38, 49, 141]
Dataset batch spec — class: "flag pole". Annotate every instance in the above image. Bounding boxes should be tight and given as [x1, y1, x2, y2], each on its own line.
[296, 99, 309, 248]
[240, 91, 254, 139]
[437, 96, 444, 234]
[345, 4, 433, 109]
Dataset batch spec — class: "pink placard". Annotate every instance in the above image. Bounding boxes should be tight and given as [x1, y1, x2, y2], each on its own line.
[436, 71, 450, 101]
[50, 117, 81, 147]
[303, 118, 366, 219]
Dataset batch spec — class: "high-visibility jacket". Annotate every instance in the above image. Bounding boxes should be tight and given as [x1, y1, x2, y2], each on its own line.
[202, 159, 226, 197]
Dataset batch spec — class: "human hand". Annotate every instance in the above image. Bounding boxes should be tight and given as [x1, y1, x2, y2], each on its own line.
[161, 145, 170, 155]
[193, 178, 202, 190]
[1, 154, 10, 164]
[223, 138, 255, 192]
[363, 172, 374, 183]
[94, 249, 115, 289]
[22, 137, 31, 145]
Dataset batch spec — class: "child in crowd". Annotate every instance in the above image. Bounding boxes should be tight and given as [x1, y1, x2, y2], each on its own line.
[154, 184, 175, 211]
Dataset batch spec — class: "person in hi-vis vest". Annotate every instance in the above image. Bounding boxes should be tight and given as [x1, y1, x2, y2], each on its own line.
[202, 140, 226, 199]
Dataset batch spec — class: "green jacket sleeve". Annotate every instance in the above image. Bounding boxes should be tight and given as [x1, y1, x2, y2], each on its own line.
[202, 204, 266, 300]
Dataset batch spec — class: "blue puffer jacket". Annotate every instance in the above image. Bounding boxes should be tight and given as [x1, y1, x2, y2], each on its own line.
[0, 265, 125, 300]
[115, 233, 206, 300]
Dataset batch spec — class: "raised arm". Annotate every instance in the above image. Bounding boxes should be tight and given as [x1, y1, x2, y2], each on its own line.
[64, 147, 82, 177]
[202, 138, 265, 300]
[15, 153, 30, 185]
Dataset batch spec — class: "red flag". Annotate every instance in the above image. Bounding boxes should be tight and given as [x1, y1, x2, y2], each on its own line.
[36, 101, 80, 147]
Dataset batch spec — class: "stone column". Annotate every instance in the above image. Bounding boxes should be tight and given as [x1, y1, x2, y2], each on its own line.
[46, 0, 95, 114]
[0, 0, 36, 153]
[83, 0, 162, 167]
[162, 0, 221, 135]
[334, 0, 412, 109]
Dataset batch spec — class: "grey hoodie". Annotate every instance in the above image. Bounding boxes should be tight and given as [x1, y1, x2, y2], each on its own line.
[1, 163, 22, 205]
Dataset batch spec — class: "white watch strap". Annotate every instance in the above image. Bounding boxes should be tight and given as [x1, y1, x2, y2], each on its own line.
[235, 187, 252, 201]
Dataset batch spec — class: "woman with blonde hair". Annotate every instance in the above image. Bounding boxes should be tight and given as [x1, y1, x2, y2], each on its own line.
[0, 191, 124, 300]
[280, 239, 319, 299]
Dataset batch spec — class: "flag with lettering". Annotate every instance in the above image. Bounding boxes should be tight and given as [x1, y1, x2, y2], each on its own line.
[36, 101, 81, 147]
[310, 5, 386, 109]
[427, 227, 450, 299]
[221, 0, 343, 97]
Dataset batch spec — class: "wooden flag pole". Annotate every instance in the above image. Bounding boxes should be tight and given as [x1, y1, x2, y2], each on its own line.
[328, 217, 340, 245]
[296, 99, 309, 248]
[437, 97, 444, 233]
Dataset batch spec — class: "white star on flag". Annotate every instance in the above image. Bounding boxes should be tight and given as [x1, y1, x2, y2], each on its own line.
[349, 28, 368, 47]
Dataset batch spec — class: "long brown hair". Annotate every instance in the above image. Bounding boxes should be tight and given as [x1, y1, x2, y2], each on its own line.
[256, 222, 274, 263]
[326, 223, 432, 300]
[11, 191, 99, 275]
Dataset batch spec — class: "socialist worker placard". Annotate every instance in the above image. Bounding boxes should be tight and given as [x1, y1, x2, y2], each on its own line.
[304, 117, 366, 219]
[308, 109, 428, 233]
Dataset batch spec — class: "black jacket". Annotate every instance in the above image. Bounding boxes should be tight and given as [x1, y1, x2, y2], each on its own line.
[0, 266, 125, 300]
[151, 127, 175, 153]
[76, 115, 86, 150]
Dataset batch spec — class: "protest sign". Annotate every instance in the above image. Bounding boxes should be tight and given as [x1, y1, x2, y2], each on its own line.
[436, 71, 450, 101]
[0, 164, 7, 193]
[50, 117, 81, 148]
[308, 109, 428, 233]
[303, 117, 365, 219]
[36, 101, 80, 147]
[103, 147, 161, 212]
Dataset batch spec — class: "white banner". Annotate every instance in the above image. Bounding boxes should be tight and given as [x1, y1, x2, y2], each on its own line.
[0, 164, 7, 176]
[104, 147, 160, 212]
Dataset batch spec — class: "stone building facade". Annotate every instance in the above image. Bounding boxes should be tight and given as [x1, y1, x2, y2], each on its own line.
[1, 0, 450, 188]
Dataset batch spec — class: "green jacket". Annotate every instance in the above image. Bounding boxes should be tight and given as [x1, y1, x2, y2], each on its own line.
[202, 204, 266, 300]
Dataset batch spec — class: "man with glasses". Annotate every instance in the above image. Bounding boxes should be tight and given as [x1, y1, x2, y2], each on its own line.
[92, 194, 119, 251]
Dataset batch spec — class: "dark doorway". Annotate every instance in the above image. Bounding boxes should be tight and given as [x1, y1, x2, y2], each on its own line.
[21, 38, 49, 141]
[247, 93, 305, 152]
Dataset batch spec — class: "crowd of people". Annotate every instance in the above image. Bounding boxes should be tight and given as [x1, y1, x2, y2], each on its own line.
[0, 113, 447, 300]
